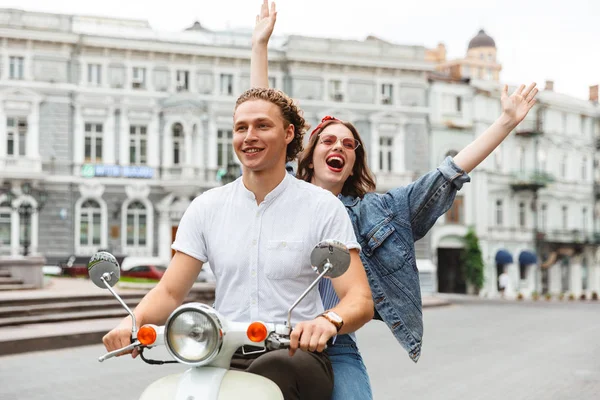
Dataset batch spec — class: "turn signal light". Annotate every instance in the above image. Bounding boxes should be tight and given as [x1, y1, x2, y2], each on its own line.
[247, 322, 268, 343]
[138, 325, 157, 346]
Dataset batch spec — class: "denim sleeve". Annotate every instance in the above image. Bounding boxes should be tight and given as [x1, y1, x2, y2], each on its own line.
[387, 156, 471, 241]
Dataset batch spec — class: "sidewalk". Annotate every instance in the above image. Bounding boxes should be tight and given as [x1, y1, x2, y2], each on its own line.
[0, 278, 449, 356]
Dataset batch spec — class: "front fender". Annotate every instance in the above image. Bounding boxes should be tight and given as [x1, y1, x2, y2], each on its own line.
[138, 367, 282, 400]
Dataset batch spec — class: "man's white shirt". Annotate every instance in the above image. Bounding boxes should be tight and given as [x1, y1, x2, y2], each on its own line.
[172, 172, 360, 325]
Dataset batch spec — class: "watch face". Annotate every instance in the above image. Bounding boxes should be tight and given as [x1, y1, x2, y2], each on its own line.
[327, 312, 343, 323]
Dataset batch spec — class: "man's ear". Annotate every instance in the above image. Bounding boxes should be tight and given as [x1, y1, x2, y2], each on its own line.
[285, 124, 295, 144]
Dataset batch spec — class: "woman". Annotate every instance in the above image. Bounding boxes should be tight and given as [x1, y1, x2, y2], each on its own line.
[251, 2, 538, 399]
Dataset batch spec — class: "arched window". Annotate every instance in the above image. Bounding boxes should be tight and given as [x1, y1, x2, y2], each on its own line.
[126, 201, 147, 247]
[80, 200, 101, 246]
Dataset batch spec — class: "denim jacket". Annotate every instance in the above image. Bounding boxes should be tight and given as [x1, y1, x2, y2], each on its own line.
[339, 157, 470, 362]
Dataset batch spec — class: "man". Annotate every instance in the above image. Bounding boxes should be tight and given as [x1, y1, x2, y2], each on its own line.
[102, 88, 374, 400]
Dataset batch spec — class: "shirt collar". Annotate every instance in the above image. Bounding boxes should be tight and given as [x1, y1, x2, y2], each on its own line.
[237, 171, 292, 204]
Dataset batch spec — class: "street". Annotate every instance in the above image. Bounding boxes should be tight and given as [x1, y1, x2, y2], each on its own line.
[1, 298, 599, 400]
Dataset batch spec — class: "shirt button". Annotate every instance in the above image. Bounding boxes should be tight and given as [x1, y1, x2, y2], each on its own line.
[252, 239, 257, 245]
[251, 270, 257, 277]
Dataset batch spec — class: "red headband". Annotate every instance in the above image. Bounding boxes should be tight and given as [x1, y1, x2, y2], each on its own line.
[309, 115, 341, 139]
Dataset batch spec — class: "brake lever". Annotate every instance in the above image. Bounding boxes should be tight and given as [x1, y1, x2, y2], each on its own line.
[98, 341, 141, 362]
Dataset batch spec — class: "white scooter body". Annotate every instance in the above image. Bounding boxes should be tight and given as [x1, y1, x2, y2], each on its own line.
[137, 320, 285, 400]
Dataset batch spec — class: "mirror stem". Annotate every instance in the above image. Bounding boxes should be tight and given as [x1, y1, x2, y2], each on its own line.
[286, 262, 332, 332]
[101, 273, 138, 340]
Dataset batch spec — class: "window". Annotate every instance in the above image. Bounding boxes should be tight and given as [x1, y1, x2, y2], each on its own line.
[496, 199, 503, 226]
[562, 205, 568, 230]
[172, 123, 184, 165]
[540, 203, 547, 231]
[88, 64, 101, 86]
[379, 137, 393, 172]
[176, 70, 189, 91]
[132, 67, 146, 89]
[562, 113, 567, 135]
[538, 149, 547, 172]
[583, 207, 588, 234]
[80, 200, 102, 246]
[494, 148, 502, 170]
[446, 196, 464, 224]
[126, 201, 147, 247]
[479, 53, 484, 60]
[0, 201, 11, 249]
[488, 53, 494, 61]
[84, 123, 103, 162]
[6, 117, 27, 156]
[217, 129, 234, 168]
[486, 68, 493, 80]
[582, 156, 587, 180]
[560, 154, 567, 178]
[381, 83, 393, 104]
[220, 74, 234, 95]
[129, 125, 147, 165]
[9, 56, 24, 80]
[456, 96, 463, 113]
[445, 149, 459, 159]
[329, 80, 343, 101]
[268, 77, 277, 88]
[581, 115, 587, 135]
[519, 202, 526, 228]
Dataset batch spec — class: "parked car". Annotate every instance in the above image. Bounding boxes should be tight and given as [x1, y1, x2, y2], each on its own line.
[120, 256, 168, 281]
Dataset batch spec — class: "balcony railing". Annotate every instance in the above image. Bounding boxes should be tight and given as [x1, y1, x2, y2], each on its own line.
[538, 230, 599, 245]
[510, 170, 554, 191]
[515, 119, 543, 138]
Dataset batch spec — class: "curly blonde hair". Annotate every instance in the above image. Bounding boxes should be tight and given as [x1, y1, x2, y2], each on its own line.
[235, 88, 309, 162]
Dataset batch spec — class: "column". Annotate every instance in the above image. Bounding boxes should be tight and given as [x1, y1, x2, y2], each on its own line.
[207, 117, 217, 169]
[104, 107, 116, 164]
[395, 123, 405, 174]
[148, 109, 160, 169]
[183, 121, 193, 177]
[158, 210, 172, 262]
[570, 256, 583, 296]
[27, 101, 41, 160]
[119, 108, 129, 165]
[194, 119, 205, 170]
[162, 119, 173, 168]
[549, 262, 561, 295]
[31, 206, 39, 255]
[369, 118, 379, 173]
[73, 105, 84, 167]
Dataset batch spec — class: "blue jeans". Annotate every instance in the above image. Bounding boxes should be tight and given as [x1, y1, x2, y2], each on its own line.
[326, 334, 373, 400]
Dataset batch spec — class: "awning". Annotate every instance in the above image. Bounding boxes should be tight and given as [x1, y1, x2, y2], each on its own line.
[518, 250, 537, 266]
[495, 249, 513, 265]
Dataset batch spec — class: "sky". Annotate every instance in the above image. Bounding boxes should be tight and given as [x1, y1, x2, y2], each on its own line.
[1, 0, 598, 100]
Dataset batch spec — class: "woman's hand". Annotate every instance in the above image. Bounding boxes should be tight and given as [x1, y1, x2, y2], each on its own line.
[501, 83, 538, 125]
[252, 0, 277, 47]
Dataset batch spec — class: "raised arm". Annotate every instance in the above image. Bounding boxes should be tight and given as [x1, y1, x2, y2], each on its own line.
[453, 83, 539, 173]
[251, 0, 277, 88]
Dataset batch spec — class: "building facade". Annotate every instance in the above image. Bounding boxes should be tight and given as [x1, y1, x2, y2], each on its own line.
[0, 9, 434, 276]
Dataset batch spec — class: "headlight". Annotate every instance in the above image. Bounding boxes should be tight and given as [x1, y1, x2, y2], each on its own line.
[164, 304, 223, 366]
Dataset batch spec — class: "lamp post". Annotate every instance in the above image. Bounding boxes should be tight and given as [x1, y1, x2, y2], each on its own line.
[1, 182, 48, 256]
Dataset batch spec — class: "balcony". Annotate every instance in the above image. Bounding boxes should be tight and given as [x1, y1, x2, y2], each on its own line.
[540, 229, 592, 246]
[515, 119, 543, 138]
[0, 157, 45, 179]
[509, 170, 554, 191]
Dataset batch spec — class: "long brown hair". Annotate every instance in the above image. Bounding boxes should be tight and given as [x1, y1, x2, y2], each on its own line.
[235, 88, 309, 162]
[297, 120, 376, 198]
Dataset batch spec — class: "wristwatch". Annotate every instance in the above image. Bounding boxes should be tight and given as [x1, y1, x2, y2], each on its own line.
[319, 311, 344, 332]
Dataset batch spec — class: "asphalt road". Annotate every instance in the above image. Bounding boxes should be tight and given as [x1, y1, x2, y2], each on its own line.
[1, 298, 599, 400]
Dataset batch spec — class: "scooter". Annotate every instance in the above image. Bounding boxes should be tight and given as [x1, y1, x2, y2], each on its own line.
[88, 239, 351, 400]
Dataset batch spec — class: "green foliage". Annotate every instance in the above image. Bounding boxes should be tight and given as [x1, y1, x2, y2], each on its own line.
[461, 227, 485, 291]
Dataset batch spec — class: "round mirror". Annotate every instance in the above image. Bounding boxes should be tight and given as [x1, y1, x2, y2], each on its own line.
[87, 251, 120, 288]
[310, 240, 351, 279]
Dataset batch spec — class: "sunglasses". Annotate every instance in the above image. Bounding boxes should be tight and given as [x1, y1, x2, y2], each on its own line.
[318, 133, 360, 150]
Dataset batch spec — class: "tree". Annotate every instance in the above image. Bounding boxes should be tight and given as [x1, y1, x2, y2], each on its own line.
[462, 227, 485, 293]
